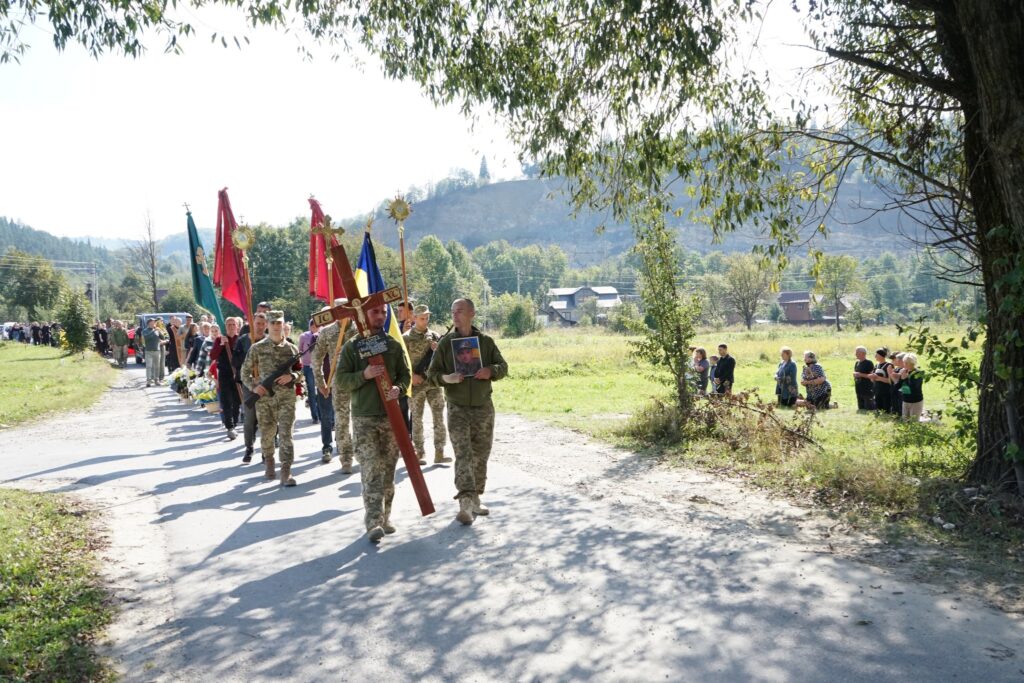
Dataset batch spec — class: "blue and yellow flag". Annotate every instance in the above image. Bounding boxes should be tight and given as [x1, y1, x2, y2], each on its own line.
[354, 231, 412, 393]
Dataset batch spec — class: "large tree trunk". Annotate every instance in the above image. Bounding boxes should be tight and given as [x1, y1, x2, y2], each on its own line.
[944, 1, 1024, 490]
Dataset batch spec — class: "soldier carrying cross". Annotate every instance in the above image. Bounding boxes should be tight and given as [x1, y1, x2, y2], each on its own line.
[312, 244, 435, 543]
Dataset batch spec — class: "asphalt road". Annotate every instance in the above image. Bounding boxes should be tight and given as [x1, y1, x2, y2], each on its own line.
[3, 366, 1022, 682]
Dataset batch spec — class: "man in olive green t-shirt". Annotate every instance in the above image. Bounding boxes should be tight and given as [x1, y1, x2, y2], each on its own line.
[336, 303, 411, 543]
[108, 320, 130, 368]
[427, 298, 508, 526]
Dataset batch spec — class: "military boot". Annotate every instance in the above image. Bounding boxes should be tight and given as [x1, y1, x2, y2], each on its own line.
[279, 462, 296, 487]
[456, 497, 474, 525]
[340, 457, 353, 475]
[383, 519, 397, 535]
[434, 449, 452, 464]
[264, 455, 276, 481]
[473, 494, 490, 516]
[367, 526, 385, 543]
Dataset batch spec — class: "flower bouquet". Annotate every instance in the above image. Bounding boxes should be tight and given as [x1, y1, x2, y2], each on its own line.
[188, 376, 219, 412]
[168, 367, 197, 397]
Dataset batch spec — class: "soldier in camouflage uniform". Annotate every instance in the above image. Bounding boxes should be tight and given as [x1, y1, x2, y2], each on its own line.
[403, 304, 451, 465]
[336, 302, 411, 543]
[427, 298, 508, 525]
[312, 298, 359, 473]
[241, 311, 302, 486]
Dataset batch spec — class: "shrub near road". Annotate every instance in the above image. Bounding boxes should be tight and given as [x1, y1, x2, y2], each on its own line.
[0, 342, 115, 428]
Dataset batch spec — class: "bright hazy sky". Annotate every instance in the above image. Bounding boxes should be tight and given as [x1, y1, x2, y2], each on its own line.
[0, 2, 819, 243]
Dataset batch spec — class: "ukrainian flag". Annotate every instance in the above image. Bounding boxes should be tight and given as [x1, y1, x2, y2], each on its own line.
[354, 231, 413, 394]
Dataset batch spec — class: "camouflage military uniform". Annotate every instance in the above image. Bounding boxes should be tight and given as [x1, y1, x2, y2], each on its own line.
[426, 327, 508, 503]
[403, 325, 447, 459]
[312, 320, 359, 466]
[241, 333, 301, 471]
[337, 333, 411, 533]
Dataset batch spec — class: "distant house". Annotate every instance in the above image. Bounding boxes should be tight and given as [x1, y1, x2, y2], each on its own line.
[543, 286, 622, 324]
[777, 291, 812, 323]
[814, 293, 861, 317]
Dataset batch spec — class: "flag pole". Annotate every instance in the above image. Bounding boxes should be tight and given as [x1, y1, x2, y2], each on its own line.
[232, 221, 256, 333]
[388, 196, 412, 329]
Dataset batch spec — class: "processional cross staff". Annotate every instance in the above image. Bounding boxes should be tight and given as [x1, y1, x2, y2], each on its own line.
[309, 197, 347, 304]
[388, 196, 413, 326]
[312, 243, 435, 516]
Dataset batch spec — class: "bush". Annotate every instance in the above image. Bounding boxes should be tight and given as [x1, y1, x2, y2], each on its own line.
[620, 398, 685, 445]
[608, 301, 642, 334]
[56, 289, 92, 354]
[504, 295, 539, 337]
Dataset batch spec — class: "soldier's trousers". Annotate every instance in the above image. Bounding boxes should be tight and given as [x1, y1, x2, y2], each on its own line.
[332, 388, 354, 464]
[352, 416, 399, 531]
[411, 386, 446, 456]
[112, 344, 127, 367]
[448, 401, 495, 501]
[255, 389, 296, 465]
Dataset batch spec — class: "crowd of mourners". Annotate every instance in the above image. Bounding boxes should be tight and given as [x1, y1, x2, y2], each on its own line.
[1, 321, 62, 346]
[689, 343, 926, 419]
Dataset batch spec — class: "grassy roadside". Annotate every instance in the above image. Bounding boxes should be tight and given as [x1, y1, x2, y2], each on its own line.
[0, 342, 115, 429]
[494, 326, 1024, 588]
[0, 489, 114, 681]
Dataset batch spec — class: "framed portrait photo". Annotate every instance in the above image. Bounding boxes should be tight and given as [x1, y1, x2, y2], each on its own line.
[452, 336, 483, 376]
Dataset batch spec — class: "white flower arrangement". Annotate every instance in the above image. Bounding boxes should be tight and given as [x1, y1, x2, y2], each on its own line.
[188, 376, 218, 404]
[168, 367, 198, 394]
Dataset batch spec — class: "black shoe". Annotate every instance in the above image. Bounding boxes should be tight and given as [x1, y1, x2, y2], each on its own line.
[242, 448, 253, 464]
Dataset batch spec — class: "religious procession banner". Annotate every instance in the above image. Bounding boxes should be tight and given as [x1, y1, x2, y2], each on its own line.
[187, 211, 226, 329]
[354, 231, 413, 396]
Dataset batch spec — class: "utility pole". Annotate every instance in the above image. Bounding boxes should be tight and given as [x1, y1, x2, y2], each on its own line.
[516, 268, 521, 296]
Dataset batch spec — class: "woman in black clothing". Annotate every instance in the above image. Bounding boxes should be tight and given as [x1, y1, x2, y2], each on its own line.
[869, 348, 892, 414]
[887, 352, 905, 416]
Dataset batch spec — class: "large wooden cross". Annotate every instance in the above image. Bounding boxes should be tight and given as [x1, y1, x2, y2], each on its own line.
[311, 243, 435, 517]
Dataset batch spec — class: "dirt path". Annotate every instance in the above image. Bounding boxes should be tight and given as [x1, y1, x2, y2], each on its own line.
[3, 367, 1022, 681]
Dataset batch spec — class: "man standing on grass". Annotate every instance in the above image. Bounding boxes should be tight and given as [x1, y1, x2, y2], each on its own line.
[336, 302, 410, 542]
[714, 343, 735, 395]
[109, 320, 130, 368]
[427, 298, 508, 526]
[852, 346, 876, 411]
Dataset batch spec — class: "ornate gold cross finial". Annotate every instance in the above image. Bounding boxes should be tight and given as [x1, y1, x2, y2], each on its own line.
[365, 215, 375, 233]
[311, 213, 346, 240]
[233, 217, 255, 252]
[387, 195, 412, 237]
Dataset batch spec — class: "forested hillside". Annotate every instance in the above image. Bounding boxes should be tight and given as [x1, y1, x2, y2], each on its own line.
[0, 217, 118, 266]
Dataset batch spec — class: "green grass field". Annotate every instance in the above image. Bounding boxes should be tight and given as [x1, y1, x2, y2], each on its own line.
[0, 489, 114, 681]
[494, 324, 976, 432]
[0, 342, 115, 429]
[493, 324, 982, 513]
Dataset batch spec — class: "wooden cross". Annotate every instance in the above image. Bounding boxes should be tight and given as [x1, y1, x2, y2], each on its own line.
[312, 243, 435, 517]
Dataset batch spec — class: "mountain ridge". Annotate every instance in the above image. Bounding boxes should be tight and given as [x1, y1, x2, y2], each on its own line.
[4, 175, 909, 267]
